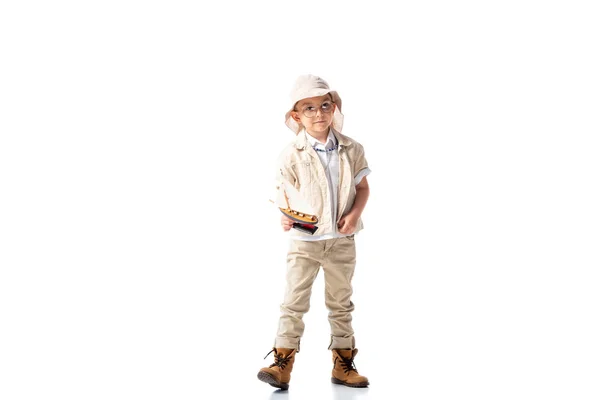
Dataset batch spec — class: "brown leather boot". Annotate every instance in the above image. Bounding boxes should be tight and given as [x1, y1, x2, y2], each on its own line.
[331, 349, 369, 388]
[257, 348, 297, 390]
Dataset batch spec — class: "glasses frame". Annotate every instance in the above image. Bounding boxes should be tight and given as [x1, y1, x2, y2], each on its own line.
[295, 100, 335, 118]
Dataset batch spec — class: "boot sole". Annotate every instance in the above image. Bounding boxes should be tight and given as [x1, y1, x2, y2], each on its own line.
[331, 377, 369, 388]
[257, 371, 289, 390]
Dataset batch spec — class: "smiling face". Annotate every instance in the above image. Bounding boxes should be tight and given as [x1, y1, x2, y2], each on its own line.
[291, 94, 336, 137]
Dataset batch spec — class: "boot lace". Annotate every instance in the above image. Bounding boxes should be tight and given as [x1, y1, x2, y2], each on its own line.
[264, 348, 293, 370]
[336, 353, 358, 374]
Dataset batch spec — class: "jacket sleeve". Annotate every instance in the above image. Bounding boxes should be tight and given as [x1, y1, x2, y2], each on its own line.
[353, 143, 371, 185]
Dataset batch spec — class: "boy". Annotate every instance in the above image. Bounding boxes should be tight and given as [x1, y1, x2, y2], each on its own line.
[258, 75, 371, 390]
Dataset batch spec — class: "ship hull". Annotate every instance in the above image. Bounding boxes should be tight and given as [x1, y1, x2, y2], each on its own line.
[279, 208, 318, 225]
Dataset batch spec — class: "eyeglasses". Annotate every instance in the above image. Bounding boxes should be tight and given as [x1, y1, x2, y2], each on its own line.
[296, 101, 334, 118]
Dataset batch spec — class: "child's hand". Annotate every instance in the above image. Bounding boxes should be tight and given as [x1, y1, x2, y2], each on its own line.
[338, 213, 358, 235]
[281, 215, 294, 231]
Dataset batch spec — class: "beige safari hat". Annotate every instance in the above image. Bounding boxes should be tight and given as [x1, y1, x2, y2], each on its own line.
[285, 74, 344, 134]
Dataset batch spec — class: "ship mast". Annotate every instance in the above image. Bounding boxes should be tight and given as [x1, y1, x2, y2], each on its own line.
[279, 170, 292, 211]
[282, 186, 291, 210]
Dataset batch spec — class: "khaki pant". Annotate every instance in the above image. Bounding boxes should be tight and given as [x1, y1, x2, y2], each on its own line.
[274, 235, 357, 352]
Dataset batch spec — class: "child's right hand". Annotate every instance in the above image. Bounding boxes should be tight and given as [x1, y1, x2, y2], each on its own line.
[281, 215, 294, 231]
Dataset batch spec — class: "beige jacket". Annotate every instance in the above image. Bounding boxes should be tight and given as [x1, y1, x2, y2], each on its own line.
[277, 129, 369, 238]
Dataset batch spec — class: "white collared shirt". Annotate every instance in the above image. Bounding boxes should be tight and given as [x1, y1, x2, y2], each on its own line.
[294, 129, 371, 241]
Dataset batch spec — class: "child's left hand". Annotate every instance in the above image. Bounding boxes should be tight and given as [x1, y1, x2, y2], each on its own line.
[338, 213, 358, 235]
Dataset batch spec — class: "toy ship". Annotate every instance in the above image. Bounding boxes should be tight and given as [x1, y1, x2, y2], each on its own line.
[270, 178, 319, 234]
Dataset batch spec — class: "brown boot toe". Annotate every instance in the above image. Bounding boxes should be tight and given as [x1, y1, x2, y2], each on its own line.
[257, 369, 289, 390]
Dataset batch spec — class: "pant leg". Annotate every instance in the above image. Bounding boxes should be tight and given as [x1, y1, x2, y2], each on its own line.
[322, 235, 357, 349]
[275, 239, 324, 351]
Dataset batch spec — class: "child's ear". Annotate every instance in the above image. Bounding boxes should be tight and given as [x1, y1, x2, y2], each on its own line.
[291, 111, 301, 123]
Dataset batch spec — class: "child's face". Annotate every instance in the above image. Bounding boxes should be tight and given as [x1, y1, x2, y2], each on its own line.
[291, 94, 336, 136]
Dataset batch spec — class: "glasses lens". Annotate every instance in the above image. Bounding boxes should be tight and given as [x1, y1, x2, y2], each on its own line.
[303, 107, 316, 118]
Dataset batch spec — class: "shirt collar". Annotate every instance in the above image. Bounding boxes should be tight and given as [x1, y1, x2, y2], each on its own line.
[305, 128, 336, 149]
[294, 127, 350, 150]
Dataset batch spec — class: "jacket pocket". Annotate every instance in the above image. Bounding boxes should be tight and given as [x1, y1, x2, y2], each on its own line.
[292, 161, 313, 186]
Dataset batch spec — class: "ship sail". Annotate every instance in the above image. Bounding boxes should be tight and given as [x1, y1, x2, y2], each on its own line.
[280, 179, 315, 216]
[275, 182, 289, 209]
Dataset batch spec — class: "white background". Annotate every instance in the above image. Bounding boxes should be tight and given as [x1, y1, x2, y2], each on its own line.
[1, 1, 599, 399]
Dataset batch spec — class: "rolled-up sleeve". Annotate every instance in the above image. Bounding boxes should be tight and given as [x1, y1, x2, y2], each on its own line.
[353, 144, 371, 185]
[354, 167, 371, 185]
